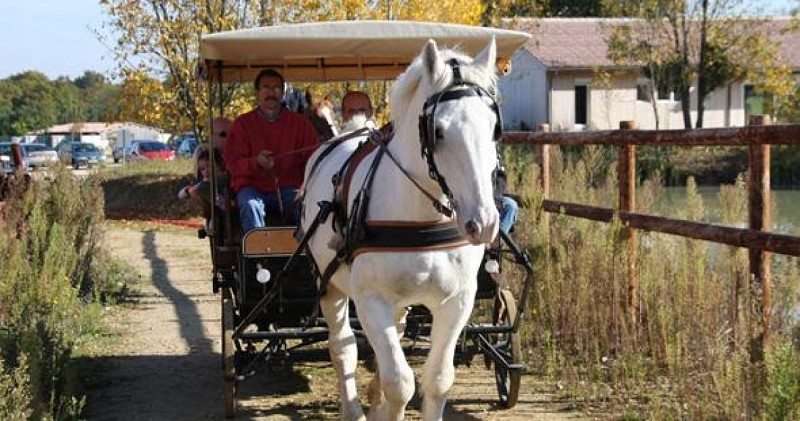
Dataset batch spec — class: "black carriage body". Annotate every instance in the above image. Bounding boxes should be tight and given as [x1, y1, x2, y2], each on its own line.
[237, 227, 319, 328]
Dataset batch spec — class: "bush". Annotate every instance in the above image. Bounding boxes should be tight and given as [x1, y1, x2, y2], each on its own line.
[0, 167, 128, 419]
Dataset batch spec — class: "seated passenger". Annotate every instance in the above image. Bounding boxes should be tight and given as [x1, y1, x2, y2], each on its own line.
[305, 90, 339, 142]
[222, 69, 319, 231]
[210, 117, 231, 169]
[178, 148, 216, 220]
[493, 163, 518, 235]
[341, 90, 376, 132]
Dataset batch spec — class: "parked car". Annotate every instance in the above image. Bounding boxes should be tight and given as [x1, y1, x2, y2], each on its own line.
[168, 132, 196, 151]
[22, 143, 59, 168]
[0, 142, 28, 174]
[176, 136, 198, 158]
[128, 140, 175, 161]
[112, 143, 130, 163]
[58, 142, 106, 169]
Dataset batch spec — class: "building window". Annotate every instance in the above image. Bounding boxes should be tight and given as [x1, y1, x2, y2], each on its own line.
[575, 85, 587, 125]
[744, 84, 773, 122]
[638, 80, 674, 102]
[636, 83, 652, 102]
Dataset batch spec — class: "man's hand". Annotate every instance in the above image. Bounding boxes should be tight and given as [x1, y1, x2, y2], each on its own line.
[255, 150, 274, 170]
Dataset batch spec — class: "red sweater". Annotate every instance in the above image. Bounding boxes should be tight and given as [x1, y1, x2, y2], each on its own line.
[223, 108, 319, 194]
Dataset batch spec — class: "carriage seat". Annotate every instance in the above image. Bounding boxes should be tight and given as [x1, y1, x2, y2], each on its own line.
[241, 226, 299, 257]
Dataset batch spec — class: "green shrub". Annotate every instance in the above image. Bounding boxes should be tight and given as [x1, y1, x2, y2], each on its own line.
[0, 167, 128, 419]
[764, 339, 800, 420]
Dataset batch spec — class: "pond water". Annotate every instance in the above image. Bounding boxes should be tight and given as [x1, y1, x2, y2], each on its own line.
[654, 186, 800, 236]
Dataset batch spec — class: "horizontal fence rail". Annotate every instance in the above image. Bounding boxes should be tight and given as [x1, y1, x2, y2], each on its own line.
[501, 120, 800, 361]
[543, 200, 800, 257]
[504, 124, 800, 146]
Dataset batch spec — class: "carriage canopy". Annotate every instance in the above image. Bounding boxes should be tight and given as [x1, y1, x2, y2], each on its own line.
[200, 20, 531, 83]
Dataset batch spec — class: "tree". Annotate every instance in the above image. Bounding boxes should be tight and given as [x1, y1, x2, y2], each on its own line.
[52, 77, 83, 123]
[606, 0, 795, 128]
[483, 0, 635, 24]
[99, 0, 484, 139]
[110, 69, 170, 129]
[99, 0, 257, 138]
[0, 71, 59, 136]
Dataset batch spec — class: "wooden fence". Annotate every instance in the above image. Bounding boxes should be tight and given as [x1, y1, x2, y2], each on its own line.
[502, 118, 800, 363]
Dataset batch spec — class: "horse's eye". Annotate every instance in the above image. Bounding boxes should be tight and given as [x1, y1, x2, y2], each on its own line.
[434, 127, 444, 140]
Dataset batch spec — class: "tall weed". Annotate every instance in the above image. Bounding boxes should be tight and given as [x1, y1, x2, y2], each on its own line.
[504, 144, 800, 417]
[0, 167, 127, 419]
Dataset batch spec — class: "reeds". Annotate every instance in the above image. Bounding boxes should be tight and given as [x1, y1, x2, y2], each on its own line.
[504, 144, 800, 418]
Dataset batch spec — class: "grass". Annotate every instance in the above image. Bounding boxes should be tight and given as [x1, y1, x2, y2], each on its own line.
[100, 158, 201, 221]
[503, 144, 800, 418]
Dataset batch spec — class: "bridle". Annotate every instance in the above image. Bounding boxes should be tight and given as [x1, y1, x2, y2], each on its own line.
[417, 58, 503, 217]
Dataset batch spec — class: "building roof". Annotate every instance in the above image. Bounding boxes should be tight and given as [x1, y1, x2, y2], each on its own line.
[505, 17, 800, 70]
[45, 122, 113, 135]
[39, 122, 162, 135]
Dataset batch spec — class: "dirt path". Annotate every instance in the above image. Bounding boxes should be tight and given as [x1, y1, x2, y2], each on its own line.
[82, 226, 584, 420]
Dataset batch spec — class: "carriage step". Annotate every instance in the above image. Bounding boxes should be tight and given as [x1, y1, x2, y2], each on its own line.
[238, 327, 330, 340]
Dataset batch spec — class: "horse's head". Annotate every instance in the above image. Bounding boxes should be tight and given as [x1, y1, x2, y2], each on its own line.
[392, 39, 502, 244]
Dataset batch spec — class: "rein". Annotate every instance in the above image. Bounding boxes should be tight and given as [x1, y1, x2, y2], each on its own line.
[367, 130, 454, 217]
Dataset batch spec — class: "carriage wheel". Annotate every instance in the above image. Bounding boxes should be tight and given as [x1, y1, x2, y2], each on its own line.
[221, 288, 237, 418]
[492, 289, 522, 408]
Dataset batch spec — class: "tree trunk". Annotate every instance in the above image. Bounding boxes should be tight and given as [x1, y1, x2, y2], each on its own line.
[681, 85, 692, 129]
[695, 0, 710, 129]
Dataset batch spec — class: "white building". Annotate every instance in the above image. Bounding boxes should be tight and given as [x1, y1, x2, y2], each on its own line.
[29, 122, 164, 153]
[499, 17, 800, 131]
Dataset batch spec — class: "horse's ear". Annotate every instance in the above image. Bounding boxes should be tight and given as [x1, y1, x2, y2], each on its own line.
[423, 39, 444, 80]
[474, 37, 497, 73]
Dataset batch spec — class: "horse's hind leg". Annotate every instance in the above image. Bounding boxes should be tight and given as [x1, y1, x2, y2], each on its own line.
[356, 296, 414, 421]
[421, 290, 475, 420]
[320, 285, 364, 421]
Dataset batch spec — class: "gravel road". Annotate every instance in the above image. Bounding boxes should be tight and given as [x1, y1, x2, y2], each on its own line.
[81, 227, 585, 420]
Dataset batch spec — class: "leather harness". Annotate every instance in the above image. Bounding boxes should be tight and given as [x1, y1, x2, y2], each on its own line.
[330, 126, 466, 262]
[301, 58, 501, 308]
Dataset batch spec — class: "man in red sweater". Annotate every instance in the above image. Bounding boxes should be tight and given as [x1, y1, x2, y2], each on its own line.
[223, 69, 319, 231]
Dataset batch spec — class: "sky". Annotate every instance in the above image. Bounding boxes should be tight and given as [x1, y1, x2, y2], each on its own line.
[0, 0, 797, 81]
[0, 0, 114, 80]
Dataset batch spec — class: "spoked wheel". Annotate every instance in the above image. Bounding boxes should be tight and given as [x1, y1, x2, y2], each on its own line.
[221, 288, 237, 418]
[492, 289, 522, 408]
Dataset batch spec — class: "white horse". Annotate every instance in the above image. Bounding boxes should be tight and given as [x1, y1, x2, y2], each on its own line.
[301, 39, 501, 420]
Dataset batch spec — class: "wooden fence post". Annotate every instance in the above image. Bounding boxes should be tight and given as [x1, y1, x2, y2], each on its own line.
[618, 121, 639, 331]
[536, 124, 551, 223]
[746, 114, 772, 417]
[747, 114, 772, 355]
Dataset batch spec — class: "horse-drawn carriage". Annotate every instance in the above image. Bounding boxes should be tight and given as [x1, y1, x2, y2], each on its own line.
[198, 21, 535, 419]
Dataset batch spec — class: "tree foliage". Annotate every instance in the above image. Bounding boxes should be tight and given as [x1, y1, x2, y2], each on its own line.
[606, 0, 796, 128]
[483, 0, 633, 24]
[98, 0, 485, 140]
[0, 71, 120, 136]
[0, 72, 58, 136]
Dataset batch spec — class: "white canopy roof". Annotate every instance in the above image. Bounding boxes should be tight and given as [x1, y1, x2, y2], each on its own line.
[200, 20, 531, 83]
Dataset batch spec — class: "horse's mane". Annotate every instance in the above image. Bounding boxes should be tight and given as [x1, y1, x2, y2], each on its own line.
[390, 45, 498, 124]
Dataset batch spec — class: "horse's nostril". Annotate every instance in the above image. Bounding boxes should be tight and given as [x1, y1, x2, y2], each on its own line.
[465, 219, 479, 237]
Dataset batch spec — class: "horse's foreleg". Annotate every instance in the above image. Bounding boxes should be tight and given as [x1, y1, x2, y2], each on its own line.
[366, 307, 409, 408]
[320, 286, 364, 421]
[421, 291, 475, 421]
[356, 296, 414, 421]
